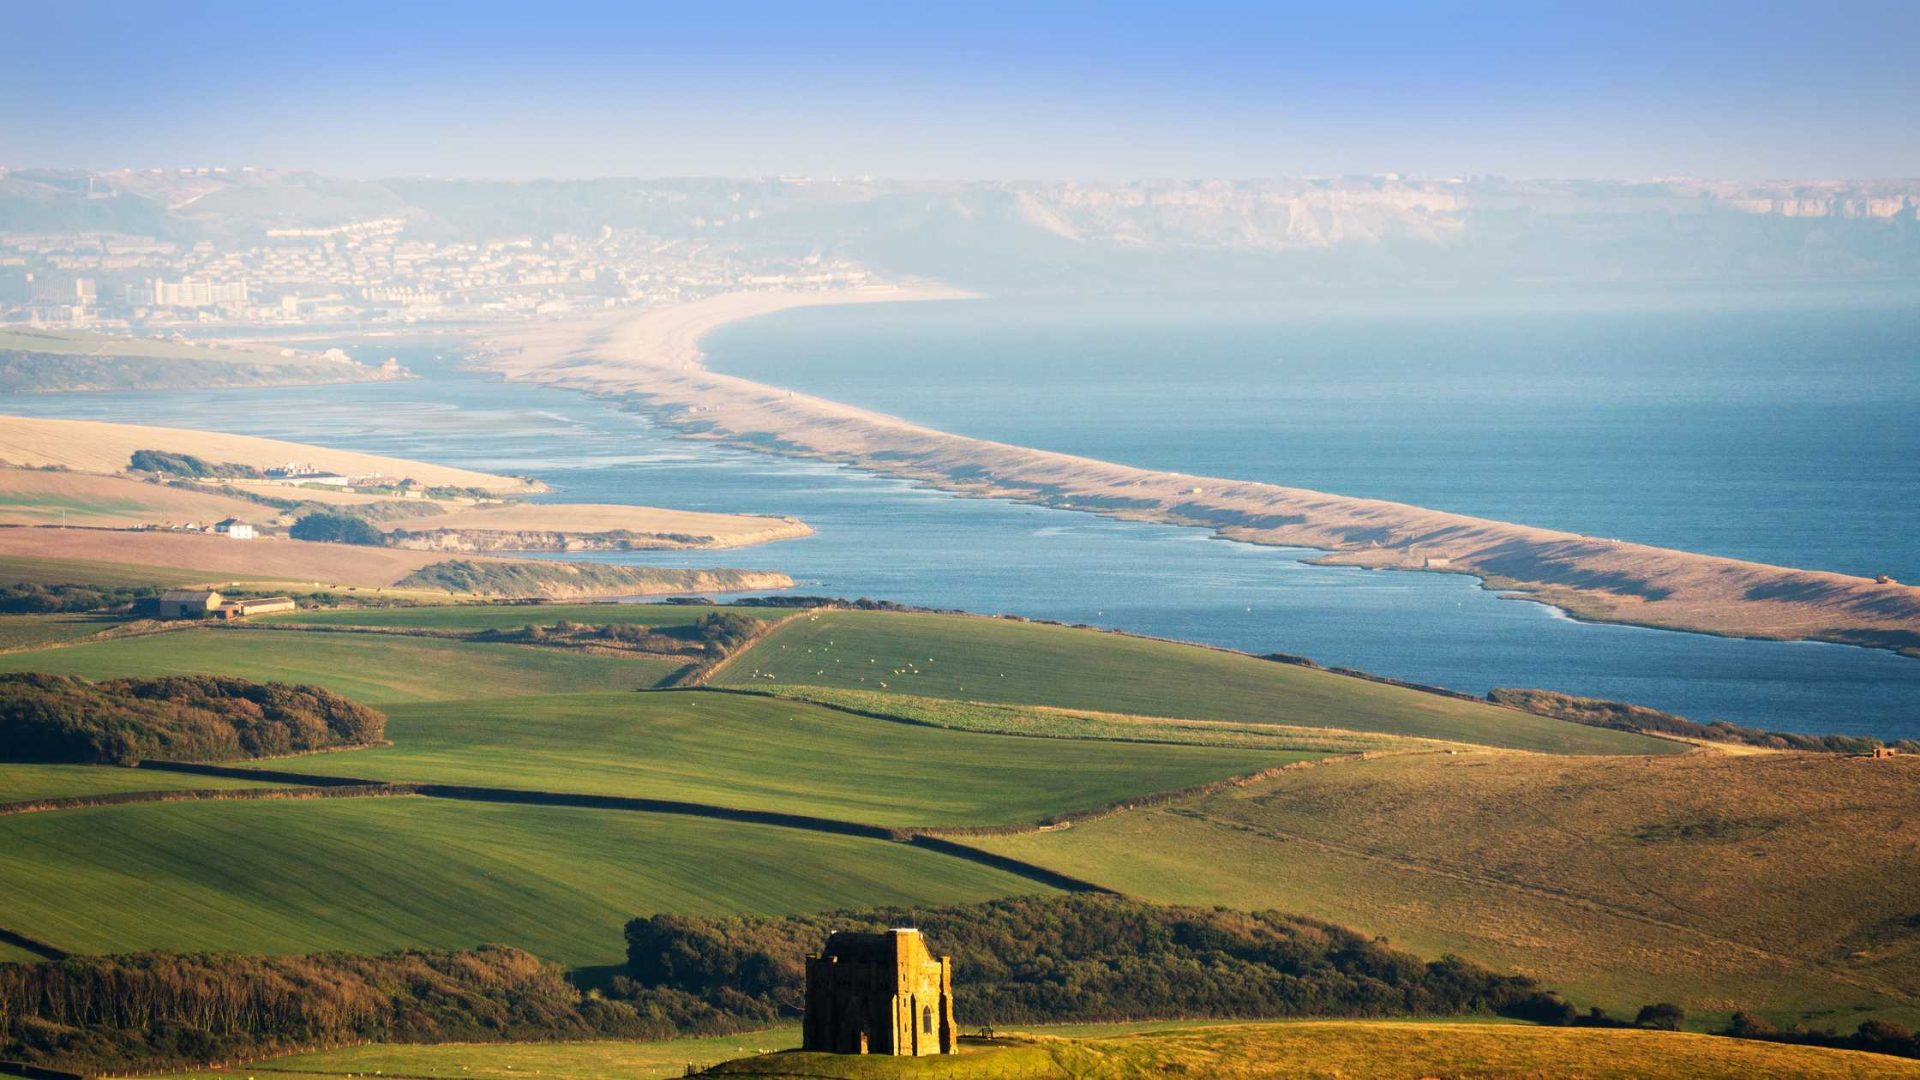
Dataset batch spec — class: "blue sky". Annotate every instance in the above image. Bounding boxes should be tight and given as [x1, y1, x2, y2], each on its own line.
[4, 0, 1916, 180]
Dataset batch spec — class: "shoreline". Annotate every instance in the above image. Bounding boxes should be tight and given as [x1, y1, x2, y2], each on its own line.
[478, 288, 1920, 659]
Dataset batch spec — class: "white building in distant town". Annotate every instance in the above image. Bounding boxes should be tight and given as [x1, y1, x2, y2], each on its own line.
[213, 518, 255, 540]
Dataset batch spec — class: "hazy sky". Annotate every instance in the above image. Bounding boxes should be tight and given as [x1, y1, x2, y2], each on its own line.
[5, 0, 1917, 181]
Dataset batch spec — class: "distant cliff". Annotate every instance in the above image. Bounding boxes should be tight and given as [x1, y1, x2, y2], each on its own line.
[4, 169, 1916, 289]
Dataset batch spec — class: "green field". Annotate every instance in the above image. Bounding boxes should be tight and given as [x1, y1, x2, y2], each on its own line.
[0, 797, 1049, 966]
[742, 685, 1435, 753]
[0, 763, 276, 803]
[0, 612, 128, 651]
[226, 690, 1298, 827]
[0, 628, 675, 703]
[276, 602, 799, 631]
[718, 611, 1677, 754]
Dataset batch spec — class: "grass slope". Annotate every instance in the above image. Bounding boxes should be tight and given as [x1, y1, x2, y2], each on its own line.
[158, 1029, 806, 1080]
[708, 1022, 1920, 1079]
[0, 628, 674, 704]
[742, 684, 1439, 753]
[275, 601, 797, 631]
[0, 763, 274, 803]
[719, 611, 1677, 755]
[0, 797, 1048, 966]
[0, 613, 128, 651]
[230, 690, 1299, 827]
[976, 750, 1920, 1019]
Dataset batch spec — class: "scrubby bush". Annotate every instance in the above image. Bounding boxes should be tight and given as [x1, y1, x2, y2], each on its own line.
[0, 672, 386, 763]
[0, 582, 158, 614]
[289, 511, 386, 546]
[624, 895, 1566, 1027]
[0, 946, 728, 1073]
[128, 449, 261, 479]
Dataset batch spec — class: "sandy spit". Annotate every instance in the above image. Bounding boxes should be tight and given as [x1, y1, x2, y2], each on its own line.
[478, 288, 1920, 656]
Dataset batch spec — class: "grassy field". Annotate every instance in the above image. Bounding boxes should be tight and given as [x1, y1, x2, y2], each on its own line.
[0, 764, 276, 803]
[717, 611, 1677, 755]
[702, 1022, 1920, 1079]
[0, 612, 130, 651]
[744, 684, 1442, 753]
[225, 690, 1300, 827]
[976, 749, 1920, 1021]
[154, 1021, 1920, 1080]
[0, 628, 675, 703]
[275, 601, 799, 631]
[156, 1029, 808, 1080]
[0, 797, 1049, 966]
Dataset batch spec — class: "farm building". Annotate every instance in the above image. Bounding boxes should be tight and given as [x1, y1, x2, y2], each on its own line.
[803, 928, 956, 1057]
[156, 589, 295, 619]
[213, 517, 255, 540]
[158, 589, 223, 619]
[217, 596, 296, 618]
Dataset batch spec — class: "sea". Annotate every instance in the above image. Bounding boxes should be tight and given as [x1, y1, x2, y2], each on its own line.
[9, 284, 1920, 738]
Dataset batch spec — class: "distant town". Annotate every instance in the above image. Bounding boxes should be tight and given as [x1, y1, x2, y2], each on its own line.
[0, 171, 879, 332]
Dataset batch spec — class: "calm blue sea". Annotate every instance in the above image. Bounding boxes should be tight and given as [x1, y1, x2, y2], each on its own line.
[706, 286, 1920, 582]
[8, 288, 1920, 737]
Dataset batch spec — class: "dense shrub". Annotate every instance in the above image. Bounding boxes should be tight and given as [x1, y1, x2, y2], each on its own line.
[1490, 688, 1918, 754]
[0, 672, 386, 763]
[289, 511, 387, 546]
[0, 582, 158, 614]
[128, 449, 261, 479]
[1634, 1002, 1686, 1030]
[624, 895, 1564, 1027]
[0, 946, 746, 1073]
[1722, 1013, 1920, 1060]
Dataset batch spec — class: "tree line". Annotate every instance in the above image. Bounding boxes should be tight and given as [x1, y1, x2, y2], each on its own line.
[1490, 687, 1920, 754]
[624, 895, 1571, 1027]
[0, 947, 724, 1073]
[0, 672, 386, 764]
[128, 450, 262, 480]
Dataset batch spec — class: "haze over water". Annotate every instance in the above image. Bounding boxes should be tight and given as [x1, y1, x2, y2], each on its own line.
[706, 286, 1920, 583]
[13, 326, 1919, 739]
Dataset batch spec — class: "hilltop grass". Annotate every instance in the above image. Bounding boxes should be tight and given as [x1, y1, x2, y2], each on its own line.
[0, 797, 1049, 966]
[705, 1022, 1920, 1079]
[974, 750, 1920, 1019]
[0, 763, 275, 803]
[718, 611, 1678, 755]
[737, 684, 1441, 753]
[153, 1029, 808, 1080]
[274, 601, 800, 631]
[0, 628, 675, 704]
[225, 690, 1300, 827]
